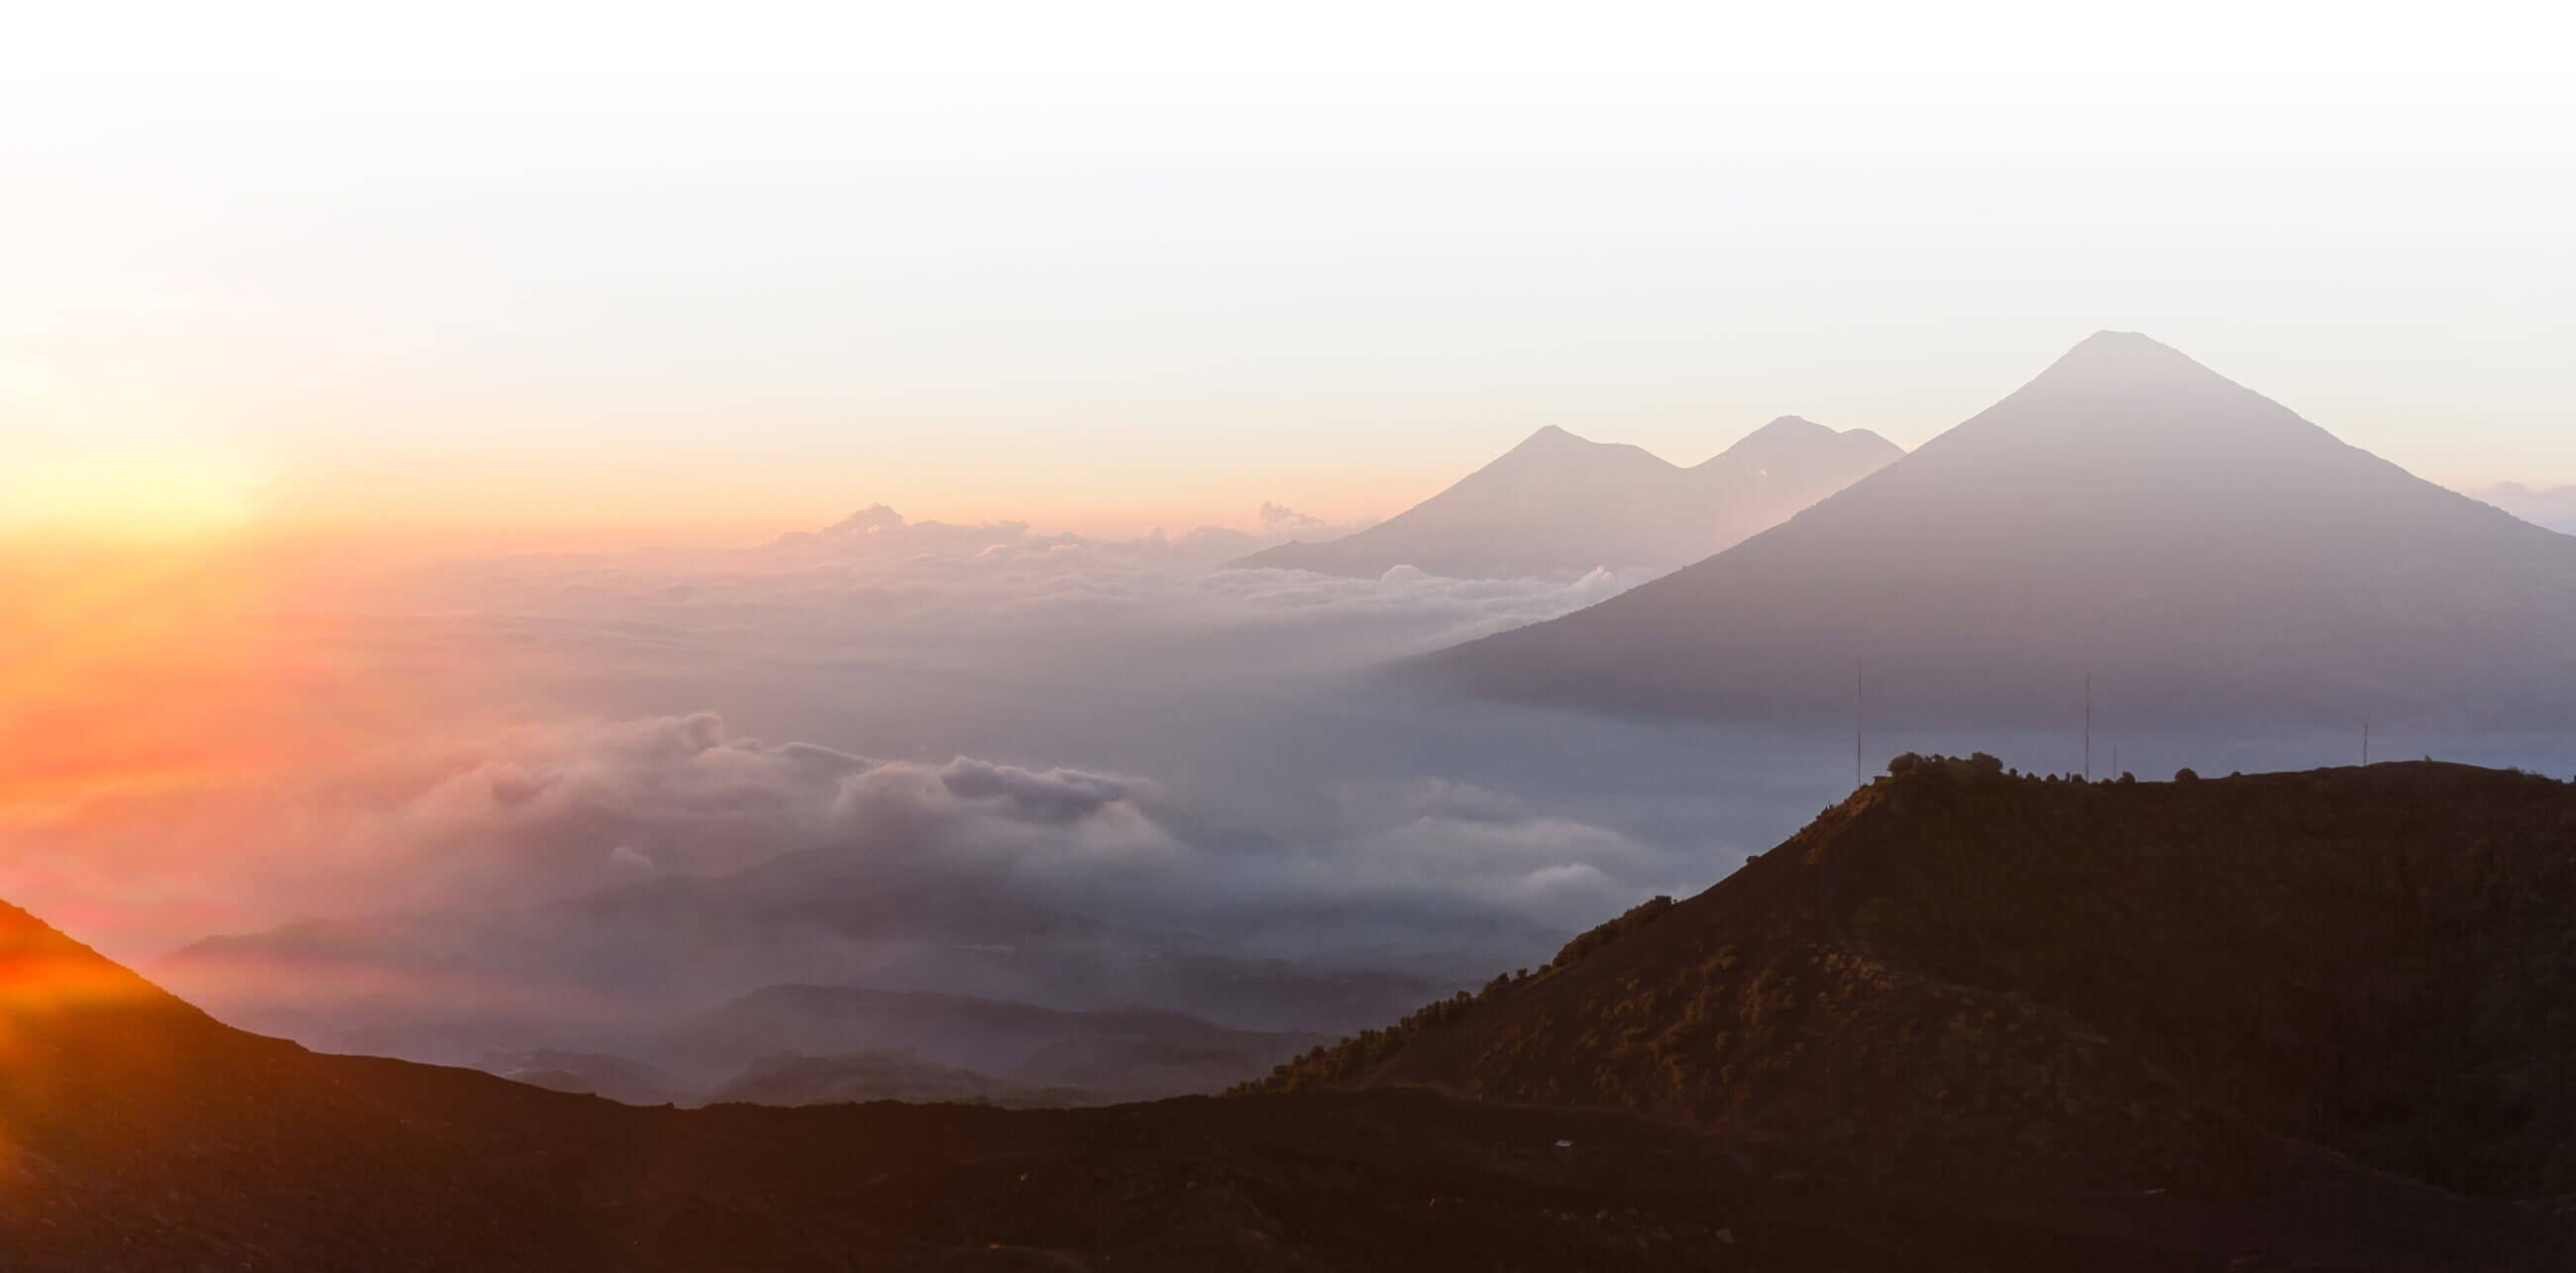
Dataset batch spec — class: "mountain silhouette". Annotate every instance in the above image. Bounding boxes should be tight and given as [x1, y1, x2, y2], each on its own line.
[1417, 332, 2576, 726]
[1251, 759, 2576, 1263]
[1240, 417, 1900, 580]
[15, 766, 2576, 1267]
[3, 894, 2320, 1270]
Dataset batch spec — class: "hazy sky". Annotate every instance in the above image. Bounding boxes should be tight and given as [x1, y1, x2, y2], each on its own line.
[6, 1, 2571, 542]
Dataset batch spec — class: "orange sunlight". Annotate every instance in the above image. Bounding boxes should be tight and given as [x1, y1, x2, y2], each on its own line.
[0, 546, 329, 819]
[0, 538, 521, 952]
[0, 908, 161, 1016]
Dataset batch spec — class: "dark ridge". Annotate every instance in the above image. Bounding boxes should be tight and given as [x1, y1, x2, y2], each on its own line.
[1252, 760, 2576, 1204]
[1239, 894, 1678, 1096]
[5, 769, 2574, 1269]
[0, 897, 2310, 1271]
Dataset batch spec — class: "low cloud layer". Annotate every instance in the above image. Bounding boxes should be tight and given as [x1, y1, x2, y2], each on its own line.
[1, 505, 1701, 980]
[7, 707, 1668, 965]
[422, 504, 1656, 674]
[357, 713, 1657, 939]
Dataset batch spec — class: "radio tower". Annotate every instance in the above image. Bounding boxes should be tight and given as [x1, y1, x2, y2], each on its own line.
[2084, 672, 2092, 782]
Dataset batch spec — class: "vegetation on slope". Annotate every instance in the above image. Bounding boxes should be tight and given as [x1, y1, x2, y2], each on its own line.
[1252, 759, 2576, 1199]
[1238, 894, 1676, 1095]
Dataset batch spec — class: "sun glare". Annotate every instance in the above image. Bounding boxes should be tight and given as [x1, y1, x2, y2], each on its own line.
[0, 429, 262, 543]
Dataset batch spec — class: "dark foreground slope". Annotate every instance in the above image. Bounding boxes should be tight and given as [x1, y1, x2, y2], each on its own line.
[1421, 332, 2576, 727]
[1258, 761, 2576, 1228]
[0, 896, 2309, 1272]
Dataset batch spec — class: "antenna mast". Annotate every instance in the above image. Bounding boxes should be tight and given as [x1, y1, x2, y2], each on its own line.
[2084, 672, 2092, 782]
[2362, 718, 2370, 768]
[1854, 661, 1864, 792]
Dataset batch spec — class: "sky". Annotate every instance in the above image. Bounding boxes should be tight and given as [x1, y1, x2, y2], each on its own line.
[5, 0, 2574, 546]
[6, 2, 2575, 1076]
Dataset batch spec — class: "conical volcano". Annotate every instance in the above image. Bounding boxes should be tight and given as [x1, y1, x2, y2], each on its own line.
[1418, 333, 2576, 727]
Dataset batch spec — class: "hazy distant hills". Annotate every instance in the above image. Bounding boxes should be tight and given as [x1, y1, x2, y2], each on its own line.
[1260, 759, 2576, 1207]
[477, 983, 1325, 1107]
[151, 850, 1455, 1104]
[1420, 332, 2576, 727]
[663, 984, 1323, 1102]
[1239, 416, 1901, 580]
[2469, 480, 2576, 535]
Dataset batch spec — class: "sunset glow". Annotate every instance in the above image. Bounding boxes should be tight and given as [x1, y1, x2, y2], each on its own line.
[3, 8, 2574, 1264]
[0, 429, 264, 544]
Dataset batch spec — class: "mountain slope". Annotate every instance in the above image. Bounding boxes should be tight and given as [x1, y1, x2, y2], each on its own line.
[0, 898, 2279, 1271]
[1254, 759, 2576, 1205]
[1420, 333, 2576, 726]
[1241, 417, 1900, 579]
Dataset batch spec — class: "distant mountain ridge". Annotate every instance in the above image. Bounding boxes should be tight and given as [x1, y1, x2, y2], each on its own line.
[2468, 481, 2576, 535]
[1240, 416, 1901, 580]
[662, 983, 1323, 1102]
[149, 847, 1456, 1108]
[462, 979, 1325, 1109]
[156, 849, 1453, 1055]
[1419, 332, 2576, 726]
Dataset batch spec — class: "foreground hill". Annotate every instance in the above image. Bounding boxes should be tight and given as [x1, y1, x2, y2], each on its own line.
[1, 897, 2325, 1271]
[10, 763, 2576, 1268]
[1255, 759, 2576, 1213]
[1421, 333, 2576, 726]
[1241, 416, 1899, 579]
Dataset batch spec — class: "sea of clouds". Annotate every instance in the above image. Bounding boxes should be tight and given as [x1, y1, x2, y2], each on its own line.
[20, 499, 2515, 1077]
[3, 504, 1741, 976]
